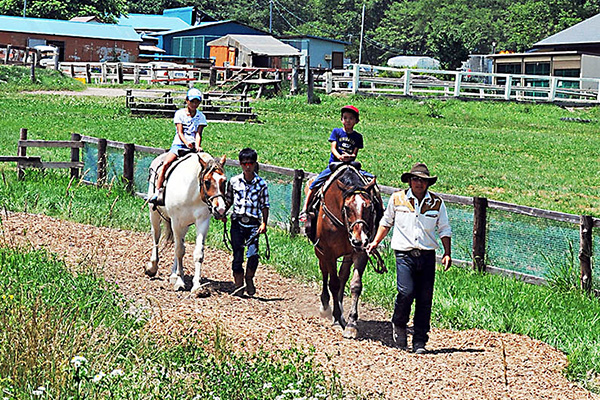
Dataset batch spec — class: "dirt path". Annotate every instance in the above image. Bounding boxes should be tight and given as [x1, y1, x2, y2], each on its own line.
[2, 211, 597, 399]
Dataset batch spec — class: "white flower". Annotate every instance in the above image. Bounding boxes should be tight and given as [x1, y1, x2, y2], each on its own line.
[70, 356, 87, 369]
[32, 387, 44, 396]
[93, 372, 106, 383]
[110, 368, 124, 377]
[263, 382, 273, 389]
[283, 389, 300, 394]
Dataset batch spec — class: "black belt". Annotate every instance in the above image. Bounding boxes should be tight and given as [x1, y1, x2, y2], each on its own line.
[232, 214, 260, 225]
[395, 249, 434, 258]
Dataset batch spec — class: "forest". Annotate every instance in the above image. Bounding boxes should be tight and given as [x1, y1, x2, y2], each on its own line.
[2, 0, 600, 68]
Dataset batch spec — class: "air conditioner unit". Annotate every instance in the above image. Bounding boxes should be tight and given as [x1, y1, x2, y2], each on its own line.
[324, 54, 332, 61]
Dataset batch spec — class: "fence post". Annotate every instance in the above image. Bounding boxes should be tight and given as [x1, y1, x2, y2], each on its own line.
[454, 72, 462, 97]
[30, 53, 36, 83]
[472, 196, 488, 272]
[403, 69, 411, 96]
[123, 143, 135, 193]
[125, 89, 131, 108]
[549, 76, 557, 101]
[70, 64, 75, 78]
[291, 63, 299, 95]
[117, 63, 124, 84]
[209, 67, 217, 87]
[290, 169, 305, 236]
[17, 128, 27, 180]
[579, 215, 593, 292]
[325, 71, 333, 94]
[352, 64, 359, 94]
[307, 69, 318, 104]
[70, 133, 81, 180]
[85, 63, 92, 83]
[97, 138, 107, 186]
[101, 63, 107, 83]
[504, 75, 512, 100]
[134, 65, 140, 84]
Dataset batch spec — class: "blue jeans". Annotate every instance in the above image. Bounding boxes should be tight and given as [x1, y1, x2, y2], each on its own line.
[230, 218, 260, 274]
[392, 250, 436, 344]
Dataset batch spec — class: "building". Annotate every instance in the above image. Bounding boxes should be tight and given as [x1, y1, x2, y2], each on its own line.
[489, 13, 600, 89]
[280, 35, 348, 69]
[0, 14, 141, 62]
[151, 21, 267, 63]
[207, 34, 300, 68]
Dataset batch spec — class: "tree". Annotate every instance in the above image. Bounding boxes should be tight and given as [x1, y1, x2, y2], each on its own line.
[0, 0, 128, 22]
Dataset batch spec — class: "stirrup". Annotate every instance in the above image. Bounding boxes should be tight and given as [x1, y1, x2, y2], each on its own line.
[149, 188, 165, 207]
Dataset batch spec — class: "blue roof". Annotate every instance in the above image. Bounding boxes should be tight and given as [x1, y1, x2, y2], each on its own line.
[118, 13, 190, 31]
[0, 14, 142, 41]
[151, 20, 267, 36]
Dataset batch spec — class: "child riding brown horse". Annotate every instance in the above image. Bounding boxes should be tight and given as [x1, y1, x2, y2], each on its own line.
[313, 164, 384, 338]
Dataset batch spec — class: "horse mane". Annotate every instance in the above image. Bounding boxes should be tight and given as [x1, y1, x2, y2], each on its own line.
[338, 167, 369, 197]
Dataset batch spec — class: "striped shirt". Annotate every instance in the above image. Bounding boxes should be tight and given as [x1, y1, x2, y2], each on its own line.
[226, 173, 270, 220]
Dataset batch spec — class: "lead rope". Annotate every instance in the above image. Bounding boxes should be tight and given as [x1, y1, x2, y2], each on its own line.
[222, 219, 232, 251]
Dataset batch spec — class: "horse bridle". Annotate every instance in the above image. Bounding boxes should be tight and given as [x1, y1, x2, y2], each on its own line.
[198, 161, 227, 217]
[321, 188, 375, 244]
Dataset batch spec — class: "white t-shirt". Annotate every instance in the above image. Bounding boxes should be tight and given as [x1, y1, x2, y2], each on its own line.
[171, 108, 208, 147]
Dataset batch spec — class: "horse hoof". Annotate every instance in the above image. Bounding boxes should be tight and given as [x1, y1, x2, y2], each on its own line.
[169, 275, 179, 285]
[145, 263, 157, 277]
[319, 305, 332, 320]
[191, 283, 211, 298]
[173, 277, 185, 291]
[343, 325, 358, 339]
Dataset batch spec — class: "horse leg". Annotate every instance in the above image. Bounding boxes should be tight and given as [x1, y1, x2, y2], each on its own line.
[343, 253, 368, 339]
[145, 208, 161, 277]
[170, 225, 187, 291]
[319, 271, 332, 320]
[190, 218, 210, 294]
[321, 256, 346, 329]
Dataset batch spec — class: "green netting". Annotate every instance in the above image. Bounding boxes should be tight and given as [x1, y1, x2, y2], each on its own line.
[486, 209, 580, 277]
[82, 144, 597, 281]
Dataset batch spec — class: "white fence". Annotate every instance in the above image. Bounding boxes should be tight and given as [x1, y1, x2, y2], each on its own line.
[320, 64, 600, 104]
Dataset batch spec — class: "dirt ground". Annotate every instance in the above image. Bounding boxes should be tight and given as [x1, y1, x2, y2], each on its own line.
[2, 211, 597, 399]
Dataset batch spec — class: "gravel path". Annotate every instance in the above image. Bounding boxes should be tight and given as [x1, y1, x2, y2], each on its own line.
[2, 211, 597, 399]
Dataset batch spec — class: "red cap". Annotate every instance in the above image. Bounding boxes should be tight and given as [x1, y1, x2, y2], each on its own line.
[341, 105, 359, 120]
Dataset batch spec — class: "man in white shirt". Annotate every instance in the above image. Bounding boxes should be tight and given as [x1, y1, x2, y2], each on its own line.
[366, 163, 451, 353]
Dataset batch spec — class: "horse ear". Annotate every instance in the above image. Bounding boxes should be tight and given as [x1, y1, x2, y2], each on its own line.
[198, 155, 208, 168]
[220, 155, 226, 166]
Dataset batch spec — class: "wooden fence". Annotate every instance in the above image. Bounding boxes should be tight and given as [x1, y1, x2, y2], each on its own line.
[318, 64, 600, 105]
[5, 130, 599, 293]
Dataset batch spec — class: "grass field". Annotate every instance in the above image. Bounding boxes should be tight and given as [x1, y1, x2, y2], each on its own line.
[1, 67, 600, 395]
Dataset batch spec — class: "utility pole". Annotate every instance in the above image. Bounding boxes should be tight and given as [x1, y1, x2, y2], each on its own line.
[269, 0, 273, 33]
[358, 3, 365, 65]
[23, 0, 26, 17]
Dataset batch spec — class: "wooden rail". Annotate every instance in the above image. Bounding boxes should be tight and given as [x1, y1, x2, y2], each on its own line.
[125, 90, 257, 122]
[5, 129, 598, 292]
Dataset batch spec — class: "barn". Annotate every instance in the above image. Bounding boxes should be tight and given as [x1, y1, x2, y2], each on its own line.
[207, 34, 301, 68]
[0, 14, 142, 62]
[151, 21, 267, 64]
[280, 35, 349, 69]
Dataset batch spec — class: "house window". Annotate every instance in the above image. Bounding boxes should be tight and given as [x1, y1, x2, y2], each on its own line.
[555, 68, 581, 91]
[495, 63, 521, 85]
[525, 62, 550, 75]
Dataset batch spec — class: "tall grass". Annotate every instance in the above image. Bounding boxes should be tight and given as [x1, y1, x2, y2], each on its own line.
[0, 243, 355, 399]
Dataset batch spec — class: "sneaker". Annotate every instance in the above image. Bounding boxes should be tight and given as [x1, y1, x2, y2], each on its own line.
[299, 211, 308, 223]
[392, 324, 407, 349]
[148, 188, 165, 206]
[413, 342, 427, 354]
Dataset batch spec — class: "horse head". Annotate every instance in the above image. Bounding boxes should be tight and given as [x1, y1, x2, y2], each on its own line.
[337, 176, 377, 251]
[198, 154, 228, 219]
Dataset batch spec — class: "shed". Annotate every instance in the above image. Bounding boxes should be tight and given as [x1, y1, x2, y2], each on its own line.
[151, 21, 267, 63]
[207, 34, 301, 68]
[0, 14, 141, 62]
[280, 35, 349, 69]
[387, 55, 441, 69]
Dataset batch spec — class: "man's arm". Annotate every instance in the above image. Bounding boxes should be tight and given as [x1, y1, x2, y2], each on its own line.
[441, 236, 452, 271]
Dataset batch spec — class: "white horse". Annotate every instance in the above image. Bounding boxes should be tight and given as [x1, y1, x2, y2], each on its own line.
[146, 152, 227, 293]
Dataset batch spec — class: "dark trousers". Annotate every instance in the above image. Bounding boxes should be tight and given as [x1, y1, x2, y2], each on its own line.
[392, 250, 436, 344]
[230, 218, 259, 274]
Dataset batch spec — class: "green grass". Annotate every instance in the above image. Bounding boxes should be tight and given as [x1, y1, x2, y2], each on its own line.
[0, 86, 599, 215]
[0, 65, 85, 92]
[2, 68, 600, 393]
[0, 242, 354, 399]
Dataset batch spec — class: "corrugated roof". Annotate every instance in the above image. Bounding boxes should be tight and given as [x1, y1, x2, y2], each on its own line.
[0, 15, 141, 41]
[279, 34, 350, 45]
[535, 13, 600, 46]
[151, 20, 267, 36]
[207, 34, 301, 57]
[117, 13, 190, 31]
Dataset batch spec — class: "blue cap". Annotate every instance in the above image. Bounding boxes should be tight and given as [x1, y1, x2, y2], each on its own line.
[187, 88, 202, 101]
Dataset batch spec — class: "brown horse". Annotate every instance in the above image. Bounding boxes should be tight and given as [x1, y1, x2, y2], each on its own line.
[313, 164, 383, 338]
